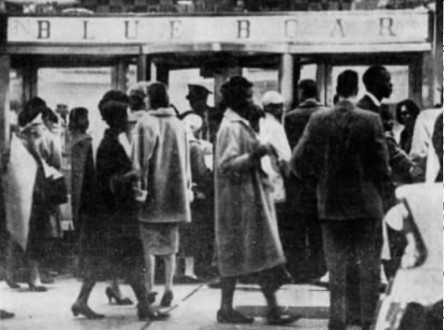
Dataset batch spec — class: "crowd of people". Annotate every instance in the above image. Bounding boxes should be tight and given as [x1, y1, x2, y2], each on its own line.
[0, 65, 442, 329]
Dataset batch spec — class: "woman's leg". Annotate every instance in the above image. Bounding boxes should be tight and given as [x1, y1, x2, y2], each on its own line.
[144, 254, 156, 294]
[28, 259, 46, 291]
[163, 254, 176, 293]
[258, 271, 301, 326]
[220, 276, 236, 312]
[71, 261, 104, 319]
[217, 276, 254, 324]
[160, 254, 176, 307]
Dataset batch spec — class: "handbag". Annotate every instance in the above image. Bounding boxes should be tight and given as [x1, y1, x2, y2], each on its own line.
[41, 160, 68, 206]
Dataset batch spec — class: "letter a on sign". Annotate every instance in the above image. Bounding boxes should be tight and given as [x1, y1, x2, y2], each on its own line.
[330, 19, 345, 38]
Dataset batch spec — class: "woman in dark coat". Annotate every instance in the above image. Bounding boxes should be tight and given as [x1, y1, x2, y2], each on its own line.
[71, 92, 166, 321]
[214, 76, 299, 326]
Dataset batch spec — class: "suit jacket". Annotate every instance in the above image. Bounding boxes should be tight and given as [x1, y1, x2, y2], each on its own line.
[292, 100, 391, 220]
[284, 99, 326, 213]
[357, 94, 381, 115]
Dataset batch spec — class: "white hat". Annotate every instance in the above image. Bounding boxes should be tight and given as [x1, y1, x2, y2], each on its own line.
[261, 91, 284, 106]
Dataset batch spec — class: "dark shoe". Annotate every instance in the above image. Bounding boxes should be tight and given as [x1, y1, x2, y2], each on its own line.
[5, 279, 21, 289]
[71, 303, 105, 319]
[41, 276, 55, 284]
[267, 312, 301, 325]
[28, 284, 47, 292]
[105, 287, 133, 305]
[208, 280, 222, 289]
[0, 310, 15, 319]
[160, 290, 173, 307]
[217, 309, 254, 324]
[148, 292, 158, 304]
[137, 304, 169, 321]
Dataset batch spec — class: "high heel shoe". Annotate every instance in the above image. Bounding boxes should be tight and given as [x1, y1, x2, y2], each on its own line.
[105, 287, 133, 305]
[160, 290, 173, 307]
[217, 309, 254, 324]
[71, 303, 105, 319]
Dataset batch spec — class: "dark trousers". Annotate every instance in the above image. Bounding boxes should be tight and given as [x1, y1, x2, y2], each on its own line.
[321, 218, 382, 330]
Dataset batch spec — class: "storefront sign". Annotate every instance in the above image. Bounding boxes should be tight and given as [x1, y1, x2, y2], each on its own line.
[7, 11, 430, 46]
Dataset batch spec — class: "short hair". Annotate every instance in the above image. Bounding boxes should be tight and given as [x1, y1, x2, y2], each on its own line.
[98, 90, 129, 113]
[128, 82, 150, 111]
[336, 70, 358, 98]
[298, 79, 318, 100]
[100, 100, 128, 128]
[362, 66, 388, 90]
[18, 97, 47, 127]
[98, 90, 129, 128]
[69, 107, 89, 133]
[42, 107, 59, 124]
[147, 82, 170, 110]
[395, 99, 420, 124]
[220, 76, 253, 111]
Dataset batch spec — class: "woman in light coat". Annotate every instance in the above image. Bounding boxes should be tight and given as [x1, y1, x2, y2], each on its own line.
[214, 76, 299, 326]
[132, 82, 192, 308]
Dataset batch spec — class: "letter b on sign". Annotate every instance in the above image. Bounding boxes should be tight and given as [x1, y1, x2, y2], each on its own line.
[237, 20, 250, 39]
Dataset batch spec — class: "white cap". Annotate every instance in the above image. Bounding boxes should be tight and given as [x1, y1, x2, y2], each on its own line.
[261, 91, 284, 106]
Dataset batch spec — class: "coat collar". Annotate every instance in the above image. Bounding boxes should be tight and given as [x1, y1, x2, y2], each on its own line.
[364, 92, 381, 107]
[334, 100, 356, 112]
[148, 107, 177, 117]
[224, 108, 251, 127]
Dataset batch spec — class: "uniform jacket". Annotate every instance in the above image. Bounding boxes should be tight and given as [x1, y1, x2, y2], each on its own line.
[215, 109, 285, 277]
[292, 100, 391, 220]
[132, 107, 192, 224]
[284, 99, 326, 213]
[180, 106, 224, 144]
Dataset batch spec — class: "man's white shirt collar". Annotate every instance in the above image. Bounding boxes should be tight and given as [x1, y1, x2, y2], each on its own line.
[365, 92, 381, 107]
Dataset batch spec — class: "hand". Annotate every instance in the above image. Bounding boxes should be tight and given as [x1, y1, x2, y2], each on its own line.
[134, 188, 148, 202]
[253, 142, 274, 158]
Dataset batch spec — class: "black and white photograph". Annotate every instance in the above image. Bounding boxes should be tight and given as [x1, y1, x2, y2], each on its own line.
[0, 1, 442, 329]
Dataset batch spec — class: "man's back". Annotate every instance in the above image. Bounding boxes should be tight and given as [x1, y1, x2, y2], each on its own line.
[293, 100, 390, 220]
[284, 99, 326, 149]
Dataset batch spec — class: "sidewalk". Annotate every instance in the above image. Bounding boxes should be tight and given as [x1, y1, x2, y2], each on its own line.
[0, 276, 357, 330]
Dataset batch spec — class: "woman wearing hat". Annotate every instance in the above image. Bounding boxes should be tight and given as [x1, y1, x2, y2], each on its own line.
[214, 76, 300, 325]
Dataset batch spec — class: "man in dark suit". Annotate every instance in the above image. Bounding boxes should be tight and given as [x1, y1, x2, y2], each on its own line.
[357, 65, 393, 115]
[292, 70, 391, 330]
[283, 79, 327, 282]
